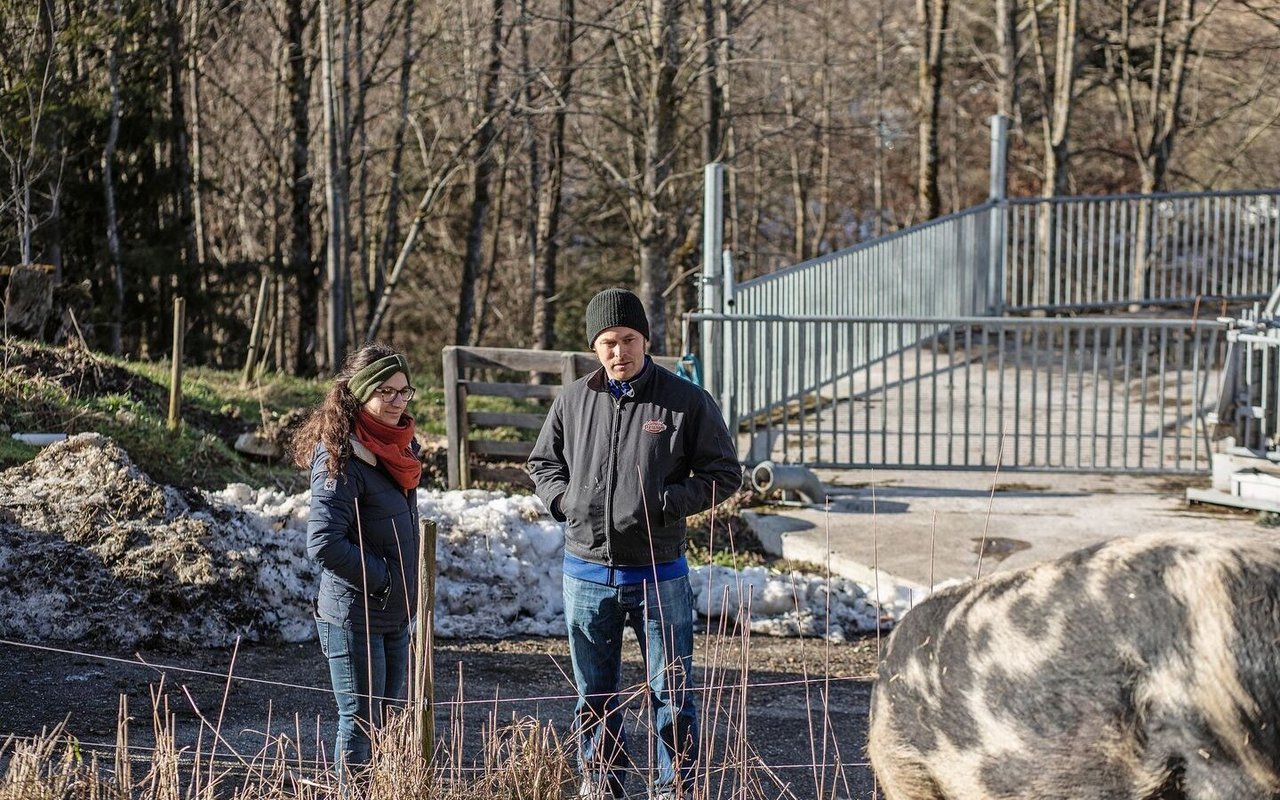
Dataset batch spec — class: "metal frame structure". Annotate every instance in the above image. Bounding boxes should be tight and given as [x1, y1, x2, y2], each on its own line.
[695, 117, 1279, 473]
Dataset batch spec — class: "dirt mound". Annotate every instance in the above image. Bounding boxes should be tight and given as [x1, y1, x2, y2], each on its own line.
[0, 433, 316, 649]
[3, 340, 164, 402]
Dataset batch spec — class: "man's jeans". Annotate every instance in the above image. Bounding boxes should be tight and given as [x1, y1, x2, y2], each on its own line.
[315, 618, 411, 774]
[563, 573, 698, 797]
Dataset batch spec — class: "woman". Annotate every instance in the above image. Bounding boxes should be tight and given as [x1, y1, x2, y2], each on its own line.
[291, 342, 422, 774]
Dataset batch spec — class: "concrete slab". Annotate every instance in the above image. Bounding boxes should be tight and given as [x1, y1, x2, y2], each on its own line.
[742, 468, 1272, 603]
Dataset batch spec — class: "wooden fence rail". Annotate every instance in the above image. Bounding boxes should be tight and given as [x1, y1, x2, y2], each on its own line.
[441, 345, 678, 489]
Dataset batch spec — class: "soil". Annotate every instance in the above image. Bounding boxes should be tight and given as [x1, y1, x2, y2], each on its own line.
[0, 633, 881, 800]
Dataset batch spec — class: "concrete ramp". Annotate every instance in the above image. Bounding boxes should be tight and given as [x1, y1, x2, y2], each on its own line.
[743, 468, 1270, 604]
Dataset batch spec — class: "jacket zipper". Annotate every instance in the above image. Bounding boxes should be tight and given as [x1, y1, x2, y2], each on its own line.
[604, 391, 624, 566]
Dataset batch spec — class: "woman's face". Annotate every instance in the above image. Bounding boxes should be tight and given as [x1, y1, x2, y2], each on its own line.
[362, 370, 414, 425]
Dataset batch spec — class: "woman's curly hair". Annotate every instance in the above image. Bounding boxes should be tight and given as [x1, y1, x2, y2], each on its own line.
[290, 342, 407, 476]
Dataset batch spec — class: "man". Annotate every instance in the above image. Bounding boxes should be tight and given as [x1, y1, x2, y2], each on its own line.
[527, 288, 741, 800]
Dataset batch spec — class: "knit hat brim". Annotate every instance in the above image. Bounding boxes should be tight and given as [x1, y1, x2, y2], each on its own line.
[585, 289, 650, 346]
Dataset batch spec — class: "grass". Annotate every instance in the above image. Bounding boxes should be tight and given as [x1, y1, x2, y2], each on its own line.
[0, 339, 452, 489]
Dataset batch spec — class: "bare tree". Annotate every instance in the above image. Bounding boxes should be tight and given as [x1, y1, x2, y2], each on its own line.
[0, 0, 63, 267]
[1026, 0, 1079, 304]
[285, 0, 319, 375]
[1107, 0, 1220, 301]
[370, 0, 416, 336]
[319, 0, 348, 365]
[531, 0, 577, 351]
[103, 0, 124, 354]
[457, 0, 507, 346]
[917, 0, 949, 219]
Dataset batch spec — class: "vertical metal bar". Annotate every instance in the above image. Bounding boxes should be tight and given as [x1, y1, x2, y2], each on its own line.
[1159, 326, 1170, 468]
[1060, 324, 1071, 467]
[1032, 324, 1043, 465]
[1174, 325, 1186, 469]
[1075, 323, 1085, 468]
[994, 323, 1006, 468]
[881, 320, 890, 465]
[1120, 199, 1131, 301]
[1123, 325, 1134, 468]
[931, 323, 941, 466]
[896, 321, 906, 465]
[764, 320, 776, 461]
[1013, 324, 1023, 467]
[1106, 324, 1117, 469]
[1139, 326, 1151, 470]
[1098, 200, 1109, 304]
[913, 322, 923, 465]
[863, 320, 872, 466]
[947, 321, 957, 465]
[1233, 195, 1244, 297]
[796, 321, 807, 463]
[780, 320, 793, 459]
[845, 321, 855, 465]
[1086, 200, 1097, 306]
[1089, 324, 1100, 468]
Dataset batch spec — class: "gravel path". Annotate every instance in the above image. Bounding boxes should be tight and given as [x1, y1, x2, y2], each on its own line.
[2, 632, 880, 793]
[1, 633, 881, 799]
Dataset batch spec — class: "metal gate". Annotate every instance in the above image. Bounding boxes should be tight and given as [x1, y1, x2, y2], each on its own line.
[694, 313, 1227, 473]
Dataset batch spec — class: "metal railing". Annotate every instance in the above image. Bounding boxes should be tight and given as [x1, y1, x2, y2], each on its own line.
[696, 313, 1227, 473]
[1003, 189, 1280, 311]
[715, 189, 1278, 447]
[728, 205, 995, 421]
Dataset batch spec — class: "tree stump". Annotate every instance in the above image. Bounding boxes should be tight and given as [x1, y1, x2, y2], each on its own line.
[2, 265, 55, 338]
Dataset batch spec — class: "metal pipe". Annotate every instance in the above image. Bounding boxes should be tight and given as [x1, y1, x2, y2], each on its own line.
[750, 461, 828, 504]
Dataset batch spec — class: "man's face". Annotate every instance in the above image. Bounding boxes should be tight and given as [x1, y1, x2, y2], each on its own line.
[593, 326, 647, 381]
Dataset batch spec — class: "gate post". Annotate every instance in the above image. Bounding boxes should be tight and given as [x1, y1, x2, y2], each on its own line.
[987, 115, 1009, 315]
[701, 163, 724, 401]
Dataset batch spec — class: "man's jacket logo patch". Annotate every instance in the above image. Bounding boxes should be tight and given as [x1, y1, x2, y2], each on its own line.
[642, 420, 667, 434]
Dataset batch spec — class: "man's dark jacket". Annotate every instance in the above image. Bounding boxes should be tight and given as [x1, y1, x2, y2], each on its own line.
[526, 360, 741, 565]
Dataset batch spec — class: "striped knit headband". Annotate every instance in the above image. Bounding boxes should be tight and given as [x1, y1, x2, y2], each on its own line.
[347, 354, 411, 403]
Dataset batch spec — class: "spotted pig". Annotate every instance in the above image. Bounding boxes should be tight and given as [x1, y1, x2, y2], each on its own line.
[868, 533, 1280, 800]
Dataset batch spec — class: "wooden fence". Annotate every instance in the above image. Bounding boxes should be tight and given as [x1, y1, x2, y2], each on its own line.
[441, 345, 678, 489]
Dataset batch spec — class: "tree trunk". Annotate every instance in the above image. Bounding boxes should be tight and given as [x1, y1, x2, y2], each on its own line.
[188, 0, 207, 267]
[285, 0, 318, 376]
[916, 0, 948, 220]
[531, 0, 575, 352]
[371, 0, 415, 338]
[456, 0, 505, 347]
[636, 0, 681, 354]
[1112, 0, 1213, 304]
[165, 0, 202, 358]
[1028, 0, 1078, 306]
[874, 0, 886, 236]
[104, 0, 124, 355]
[718, 0, 739, 255]
[319, 0, 347, 367]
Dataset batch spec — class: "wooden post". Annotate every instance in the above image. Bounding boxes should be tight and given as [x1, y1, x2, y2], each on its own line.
[442, 346, 461, 488]
[560, 351, 578, 386]
[414, 518, 437, 764]
[457, 382, 471, 490]
[168, 297, 186, 431]
[241, 273, 270, 387]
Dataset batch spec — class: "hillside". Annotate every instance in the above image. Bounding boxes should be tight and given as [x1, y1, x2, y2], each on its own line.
[0, 339, 451, 490]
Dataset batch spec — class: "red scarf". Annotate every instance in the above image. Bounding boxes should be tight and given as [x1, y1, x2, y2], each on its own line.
[354, 410, 422, 492]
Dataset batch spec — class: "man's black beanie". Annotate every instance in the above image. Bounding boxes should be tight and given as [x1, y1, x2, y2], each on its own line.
[585, 288, 650, 346]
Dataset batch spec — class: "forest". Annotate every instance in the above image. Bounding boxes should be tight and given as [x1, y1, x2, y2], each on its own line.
[1, 0, 1278, 378]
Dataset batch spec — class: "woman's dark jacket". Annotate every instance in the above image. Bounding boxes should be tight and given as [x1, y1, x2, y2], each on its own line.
[307, 439, 420, 632]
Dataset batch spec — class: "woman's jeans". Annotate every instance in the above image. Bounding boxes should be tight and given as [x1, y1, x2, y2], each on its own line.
[315, 618, 411, 774]
[563, 573, 698, 797]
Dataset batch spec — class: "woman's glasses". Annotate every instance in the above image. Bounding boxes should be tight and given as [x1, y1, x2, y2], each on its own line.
[372, 386, 416, 403]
